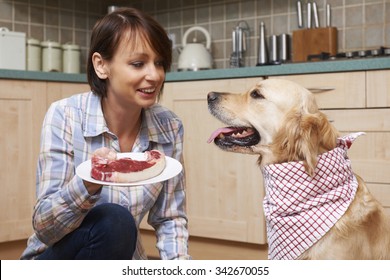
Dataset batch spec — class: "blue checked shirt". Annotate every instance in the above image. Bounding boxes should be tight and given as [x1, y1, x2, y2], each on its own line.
[21, 91, 190, 260]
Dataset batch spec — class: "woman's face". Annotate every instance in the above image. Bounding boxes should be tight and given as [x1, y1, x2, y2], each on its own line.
[103, 35, 165, 109]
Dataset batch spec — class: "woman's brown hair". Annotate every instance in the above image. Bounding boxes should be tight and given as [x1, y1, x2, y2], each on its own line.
[87, 8, 172, 98]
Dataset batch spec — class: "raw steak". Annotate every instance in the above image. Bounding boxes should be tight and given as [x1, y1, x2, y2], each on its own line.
[90, 147, 166, 183]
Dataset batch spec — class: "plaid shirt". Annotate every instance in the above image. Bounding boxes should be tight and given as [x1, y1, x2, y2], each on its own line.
[21, 91, 190, 260]
[262, 133, 363, 260]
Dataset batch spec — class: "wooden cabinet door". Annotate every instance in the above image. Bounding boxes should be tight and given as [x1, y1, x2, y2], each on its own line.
[160, 77, 267, 244]
[0, 80, 47, 242]
[46, 82, 90, 106]
[324, 108, 390, 214]
[366, 70, 390, 108]
[270, 72, 366, 109]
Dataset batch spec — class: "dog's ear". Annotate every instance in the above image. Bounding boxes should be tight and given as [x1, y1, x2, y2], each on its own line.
[271, 110, 338, 176]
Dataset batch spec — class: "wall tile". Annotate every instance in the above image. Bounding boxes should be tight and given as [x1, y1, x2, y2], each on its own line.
[257, 0, 272, 16]
[365, 25, 383, 48]
[226, 2, 239, 20]
[346, 6, 363, 27]
[30, 25, 44, 41]
[45, 8, 59, 26]
[45, 26, 59, 42]
[182, 8, 195, 26]
[60, 28, 73, 44]
[0, 3, 12, 22]
[197, 6, 209, 23]
[365, 3, 384, 25]
[345, 28, 363, 49]
[30, 6, 44, 25]
[14, 3, 29, 22]
[211, 3, 225, 22]
[60, 10, 74, 28]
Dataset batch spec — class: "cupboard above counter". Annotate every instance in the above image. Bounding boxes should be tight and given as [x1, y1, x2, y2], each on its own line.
[0, 57, 389, 84]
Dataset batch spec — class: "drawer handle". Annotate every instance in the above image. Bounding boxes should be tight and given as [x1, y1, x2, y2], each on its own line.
[306, 87, 335, 93]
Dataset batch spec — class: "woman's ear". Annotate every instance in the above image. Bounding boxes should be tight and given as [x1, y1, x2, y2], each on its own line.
[92, 52, 108, 79]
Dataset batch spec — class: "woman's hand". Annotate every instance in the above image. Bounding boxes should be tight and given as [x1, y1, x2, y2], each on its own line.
[83, 180, 103, 195]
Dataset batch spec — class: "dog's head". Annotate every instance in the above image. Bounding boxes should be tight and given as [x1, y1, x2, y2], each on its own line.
[207, 78, 339, 175]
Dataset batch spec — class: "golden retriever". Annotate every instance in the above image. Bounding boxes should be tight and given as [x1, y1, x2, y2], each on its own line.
[207, 78, 390, 260]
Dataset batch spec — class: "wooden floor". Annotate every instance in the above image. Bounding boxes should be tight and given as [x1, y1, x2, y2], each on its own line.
[0, 230, 268, 260]
[0, 239, 26, 260]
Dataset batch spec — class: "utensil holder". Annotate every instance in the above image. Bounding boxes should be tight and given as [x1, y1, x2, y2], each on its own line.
[292, 27, 337, 62]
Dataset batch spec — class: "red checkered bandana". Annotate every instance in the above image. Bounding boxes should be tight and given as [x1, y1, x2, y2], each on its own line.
[262, 132, 364, 260]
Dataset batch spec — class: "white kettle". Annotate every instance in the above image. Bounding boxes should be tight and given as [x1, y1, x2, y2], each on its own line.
[178, 26, 213, 71]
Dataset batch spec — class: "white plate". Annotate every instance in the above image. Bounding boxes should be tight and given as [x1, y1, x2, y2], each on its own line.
[76, 152, 183, 186]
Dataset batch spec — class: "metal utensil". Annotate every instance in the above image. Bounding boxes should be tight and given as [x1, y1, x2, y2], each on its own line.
[278, 33, 290, 62]
[326, 4, 331, 27]
[257, 22, 268, 66]
[297, 1, 303, 28]
[307, 2, 312, 29]
[230, 21, 249, 68]
[269, 35, 278, 64]
[312, 2, 319, 28]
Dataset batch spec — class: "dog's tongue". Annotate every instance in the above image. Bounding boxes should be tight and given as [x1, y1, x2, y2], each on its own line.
[207, 127, 236, 143]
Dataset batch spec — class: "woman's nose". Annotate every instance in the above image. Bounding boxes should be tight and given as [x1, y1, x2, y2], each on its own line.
[145, 64, 161, 80]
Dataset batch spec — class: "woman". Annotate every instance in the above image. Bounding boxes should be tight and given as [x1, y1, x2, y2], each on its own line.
[21, 7, 190, 260]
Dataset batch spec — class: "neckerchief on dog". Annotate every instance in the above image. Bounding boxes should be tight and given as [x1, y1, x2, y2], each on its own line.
[262, 132, 364, 260]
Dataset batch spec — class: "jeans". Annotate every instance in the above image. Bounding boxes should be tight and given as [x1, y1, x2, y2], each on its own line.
[36, 203, 137, 260]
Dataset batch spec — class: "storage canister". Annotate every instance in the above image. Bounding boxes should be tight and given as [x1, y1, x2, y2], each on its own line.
[0, 27, 26, 70]
[26, 38, 41, 71]
[62, 43, 81, 74]
[41, 40, 62, 72]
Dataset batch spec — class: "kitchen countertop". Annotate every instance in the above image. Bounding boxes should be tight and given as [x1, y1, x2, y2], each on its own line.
[0, 57, 389, 83]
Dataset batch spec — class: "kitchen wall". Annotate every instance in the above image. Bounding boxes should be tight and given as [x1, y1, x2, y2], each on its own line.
[142, 0, 390, 69]
[0, 0, 129, 73]
[0, 0, 388, 71]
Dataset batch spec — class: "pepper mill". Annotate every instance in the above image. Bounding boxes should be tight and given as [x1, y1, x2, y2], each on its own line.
[257, 22, 268, 66]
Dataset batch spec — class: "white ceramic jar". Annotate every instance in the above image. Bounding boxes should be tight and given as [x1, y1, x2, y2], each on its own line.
[26, 38, 41, 71]
[62, 43, 81, 74]
[41, 40, 62, 72]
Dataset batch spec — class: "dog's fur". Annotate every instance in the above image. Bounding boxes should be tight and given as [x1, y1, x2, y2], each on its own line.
[207, 78, 390, 259]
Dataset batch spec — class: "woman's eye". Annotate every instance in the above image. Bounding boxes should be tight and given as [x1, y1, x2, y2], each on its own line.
[155, 60, 164, 67]
[131, 62, 144, 68]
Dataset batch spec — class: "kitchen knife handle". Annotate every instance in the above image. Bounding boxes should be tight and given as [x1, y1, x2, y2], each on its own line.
[326, 4, 331, 27]
[297, 1, 303, 28]
[312, 2, 319, 28]
[307, 2, 312, 29]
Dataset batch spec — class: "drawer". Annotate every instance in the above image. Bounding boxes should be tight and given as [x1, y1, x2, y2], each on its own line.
[367, 70, 390, 108]
[324, 109, 390, 185]
[368, 184, 390, 215]
[324, 108, 390, 132]
[270, 72, 366, 109]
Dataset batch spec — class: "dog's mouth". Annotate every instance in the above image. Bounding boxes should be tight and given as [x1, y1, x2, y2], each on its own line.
[207, 126, 261, 147]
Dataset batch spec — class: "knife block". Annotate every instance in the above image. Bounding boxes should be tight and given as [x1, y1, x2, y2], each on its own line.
[292, 27, 338, 62]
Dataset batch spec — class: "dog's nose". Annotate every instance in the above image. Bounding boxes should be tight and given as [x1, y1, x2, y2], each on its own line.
[207, 91, 220, 104]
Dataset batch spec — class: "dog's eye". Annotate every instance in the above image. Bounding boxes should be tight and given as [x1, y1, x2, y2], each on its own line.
[250, 89, 265, 99]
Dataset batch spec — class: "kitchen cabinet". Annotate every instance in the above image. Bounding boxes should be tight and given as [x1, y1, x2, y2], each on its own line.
[0, 79, 89, 243]
[155, 77, 268, 244]
[46, 82, 90, 105]
[1, 68, 389, 259]
[0, 80, 46, 242]
[270, 71, 390, 215]
[141, 70, 390, 259]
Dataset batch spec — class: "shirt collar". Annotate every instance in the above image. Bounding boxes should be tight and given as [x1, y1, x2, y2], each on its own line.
[83, 92, 172, 146]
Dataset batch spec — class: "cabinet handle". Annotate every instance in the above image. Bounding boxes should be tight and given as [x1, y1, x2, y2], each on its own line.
[306, 87, 335, 93]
